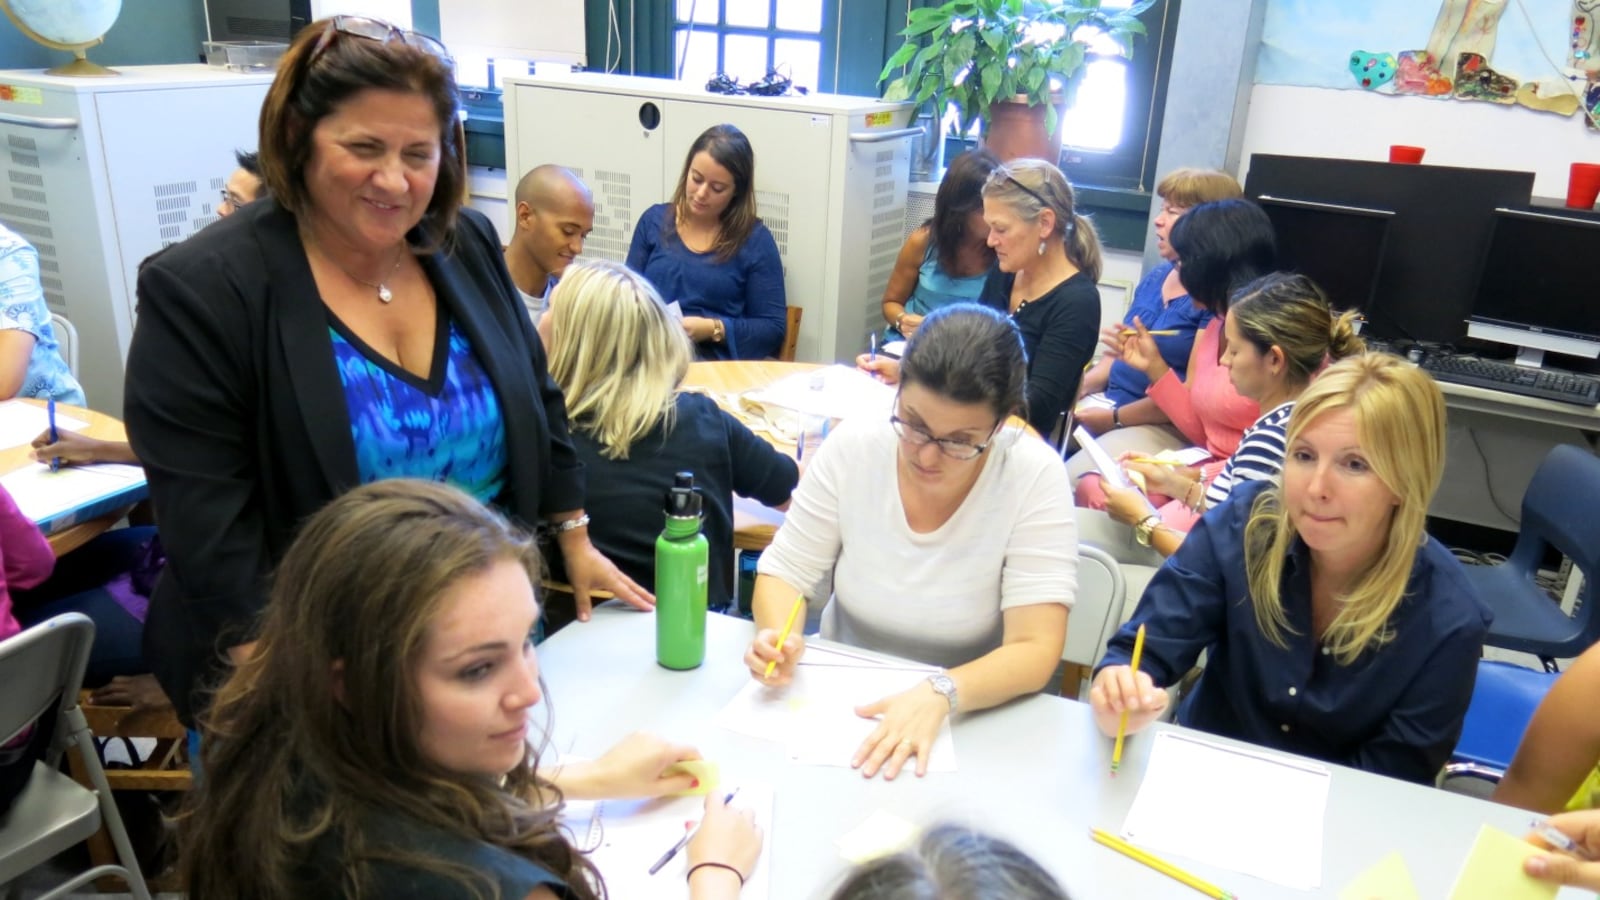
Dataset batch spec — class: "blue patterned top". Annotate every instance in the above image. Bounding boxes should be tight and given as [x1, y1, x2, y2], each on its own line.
[0, 224, 85, 406]
[329, 316, 507, 505]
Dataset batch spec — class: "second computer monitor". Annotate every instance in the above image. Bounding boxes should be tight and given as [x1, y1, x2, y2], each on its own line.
[1467, 208, 1600, 365]
[1257, 196, 1393, 323]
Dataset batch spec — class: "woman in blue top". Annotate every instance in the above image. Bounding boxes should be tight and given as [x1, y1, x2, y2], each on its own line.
[0, 222, 85, 406]
[627, 124, 787, 360]
[1091, 353, 1491, 785]
[879, 149, 998, 341]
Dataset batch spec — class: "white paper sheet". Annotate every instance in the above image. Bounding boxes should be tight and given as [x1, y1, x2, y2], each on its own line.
[563, 782, 774, 900]
[713, 657, 956, 772]
[743, 364, 895, 423]
[0, 462, 146, 524]
[0, 400, 88, 451]
[1071, 425, 1133, 490]
[1121, 731, 1330, 890]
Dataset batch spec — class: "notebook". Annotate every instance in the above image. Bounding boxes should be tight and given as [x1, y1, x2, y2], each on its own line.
[0, 462, 148, 534]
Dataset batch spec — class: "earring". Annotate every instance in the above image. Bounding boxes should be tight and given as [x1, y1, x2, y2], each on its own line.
[1037, 239, 1047, 256]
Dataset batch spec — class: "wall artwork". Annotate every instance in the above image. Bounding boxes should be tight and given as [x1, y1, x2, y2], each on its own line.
[1259, 0, 1600, 128]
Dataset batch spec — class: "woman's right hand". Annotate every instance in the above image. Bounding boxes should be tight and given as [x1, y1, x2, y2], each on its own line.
[1097, 323, 1128, 359]
[29, 429, 135, 466]
[855, 354, 901, 385]
[1118, 317, 1170, 381]
[687, 792, 763, 891]
[1524, 810, 1600, 890]
[1089, 664, 1170, 738]
[744, 628, 805, 686]
[897, 312, 925, 338]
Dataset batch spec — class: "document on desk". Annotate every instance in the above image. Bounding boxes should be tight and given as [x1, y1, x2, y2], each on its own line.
[563, 781, 774, 900]
[0, 399, 88, 451]
[743, 364, 894, 423]
[713, 650, 957, 772]
[1121, 731, 1331, 890]
[0, 463, 147, 531]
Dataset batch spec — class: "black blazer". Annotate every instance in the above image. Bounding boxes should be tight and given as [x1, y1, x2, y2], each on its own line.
[125, 201, 583, 722]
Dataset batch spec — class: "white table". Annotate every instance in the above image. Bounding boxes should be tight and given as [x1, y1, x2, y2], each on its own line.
[535, 605, 1582, 899]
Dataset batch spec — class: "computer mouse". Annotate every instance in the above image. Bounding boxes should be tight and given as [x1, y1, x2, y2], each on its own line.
[1406, 345, 1425, 364]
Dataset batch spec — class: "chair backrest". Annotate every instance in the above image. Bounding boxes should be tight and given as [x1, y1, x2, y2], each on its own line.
[0, 613, 92, 766]
[50, 312, 79, 381]
[778, 306, 803, 362]
[1062, 544, 1127, 669]
[1513, 443, 1600, 647]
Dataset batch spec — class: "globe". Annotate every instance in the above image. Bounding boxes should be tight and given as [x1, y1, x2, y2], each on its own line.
[0, 0, 123, 77]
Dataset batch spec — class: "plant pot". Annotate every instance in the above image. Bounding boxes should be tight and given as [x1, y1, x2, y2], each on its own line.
[982, 95, 1066, 164]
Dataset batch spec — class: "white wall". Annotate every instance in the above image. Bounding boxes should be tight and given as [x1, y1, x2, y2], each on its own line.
[1239, 83, 1598, 198]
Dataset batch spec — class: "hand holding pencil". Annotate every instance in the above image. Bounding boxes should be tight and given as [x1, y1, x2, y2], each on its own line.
[746, 595, 806, 685]
[1117, 316, 1173, 382]
[1088, 630, 1170, 745]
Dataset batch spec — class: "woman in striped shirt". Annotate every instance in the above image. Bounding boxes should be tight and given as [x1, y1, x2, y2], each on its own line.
[1103, 273, 1364, 557]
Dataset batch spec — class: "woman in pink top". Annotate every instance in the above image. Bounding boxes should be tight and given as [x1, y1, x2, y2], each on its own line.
[1075, 200, 1276, 528]
[0, 484, 54, 644]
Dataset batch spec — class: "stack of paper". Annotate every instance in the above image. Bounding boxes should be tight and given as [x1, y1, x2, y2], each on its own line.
[743, 365, 895, 423]
[0, 463, 148, 533]
[0, 399, 87, 451]
[713, 646, 957, 772]
[1121, 731, 1331, 890]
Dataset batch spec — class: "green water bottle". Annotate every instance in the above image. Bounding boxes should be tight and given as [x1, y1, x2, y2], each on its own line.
[656, 472, 709, 670]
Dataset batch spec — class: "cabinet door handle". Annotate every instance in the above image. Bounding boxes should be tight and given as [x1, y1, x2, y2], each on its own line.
[0, 112, 79, 130]
[847, 127, 922, 143]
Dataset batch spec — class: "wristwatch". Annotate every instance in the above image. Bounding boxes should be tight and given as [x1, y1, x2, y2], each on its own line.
[1134, 513, 1162, 547]
[894, 312, 907, 332]
[710, 319, 726, 343]
[927, 672, 958, 712]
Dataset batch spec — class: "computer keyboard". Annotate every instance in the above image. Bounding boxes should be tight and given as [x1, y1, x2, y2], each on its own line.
[1419, 354, 1600, 406]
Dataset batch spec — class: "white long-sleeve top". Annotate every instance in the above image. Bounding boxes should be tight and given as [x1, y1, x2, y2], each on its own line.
[757, 415, 1077, 669]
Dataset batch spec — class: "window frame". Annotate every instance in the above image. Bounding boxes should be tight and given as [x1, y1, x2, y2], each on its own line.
[673, 0, 841, 93]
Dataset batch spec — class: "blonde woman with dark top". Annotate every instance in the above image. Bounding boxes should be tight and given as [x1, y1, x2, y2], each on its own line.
[1092, 354, 1492, 785]
[1101, 273, 1366, 557]
[180, 479, 761, 899]
[543, 260, 798, 626]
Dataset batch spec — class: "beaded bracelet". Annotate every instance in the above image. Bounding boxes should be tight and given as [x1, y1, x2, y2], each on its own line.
[686, 861, 746, 886]
[1185, 480, 1204, 512]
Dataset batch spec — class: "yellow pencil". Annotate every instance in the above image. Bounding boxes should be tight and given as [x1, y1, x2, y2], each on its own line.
[1119, 328, 1181, 337]
[1125, 457, 1184, 467]
[1111, 623, 1146, 775]
[762, 595, 805, 679]
[1091, 829, 1237, 899]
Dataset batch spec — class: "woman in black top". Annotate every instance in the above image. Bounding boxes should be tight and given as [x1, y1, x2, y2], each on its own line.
[544, 260, 798, 623]
[180, 480, 762, 899]
[977, 158, 1103, 439]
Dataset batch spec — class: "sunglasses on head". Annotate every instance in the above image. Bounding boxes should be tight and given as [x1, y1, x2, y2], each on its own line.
[309, 15, 452, 66]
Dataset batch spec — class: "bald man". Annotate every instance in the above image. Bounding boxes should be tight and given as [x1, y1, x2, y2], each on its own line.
[504, 165, 595, 327]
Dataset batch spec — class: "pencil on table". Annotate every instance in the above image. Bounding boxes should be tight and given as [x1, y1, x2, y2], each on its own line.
[1091, 829, 1237, 899]
[1110, 623, 1146, 776]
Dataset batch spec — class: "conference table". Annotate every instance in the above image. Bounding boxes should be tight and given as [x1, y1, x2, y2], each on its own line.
[536, 605, 1584, 899]
[0, 399, 141, 555]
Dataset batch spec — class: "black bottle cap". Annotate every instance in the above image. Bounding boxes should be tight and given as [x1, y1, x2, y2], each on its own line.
[665, 471, 702, 517]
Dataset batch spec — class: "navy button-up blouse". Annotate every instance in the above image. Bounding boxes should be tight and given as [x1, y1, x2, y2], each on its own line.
[1098, 478, 1492, 784]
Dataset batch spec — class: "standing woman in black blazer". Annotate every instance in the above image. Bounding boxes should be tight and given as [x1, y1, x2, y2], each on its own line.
[124, 16, 650, 725]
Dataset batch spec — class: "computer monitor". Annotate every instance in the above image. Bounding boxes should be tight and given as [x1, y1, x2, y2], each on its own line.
[1257, 195, 1393, 326]
[1467, 208, 1600, 366]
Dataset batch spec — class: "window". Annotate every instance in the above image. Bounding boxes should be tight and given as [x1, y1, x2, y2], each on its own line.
[674, 0, 838, 94]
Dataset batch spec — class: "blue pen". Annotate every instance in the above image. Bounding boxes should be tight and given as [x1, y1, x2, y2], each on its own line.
[647, 788, 742, 874]
[47, 397, 59, 473]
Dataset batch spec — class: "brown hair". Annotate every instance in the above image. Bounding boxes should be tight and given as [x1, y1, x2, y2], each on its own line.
[256, 17, 466, 248]
[178, 479, 603, 900]
[667, 123, 759, 262]
[982, 158, 1104, 282]
[1229, 272, 1366, 386]
[1155, 167, 1243, 208]
[929, 149, 1000, 275]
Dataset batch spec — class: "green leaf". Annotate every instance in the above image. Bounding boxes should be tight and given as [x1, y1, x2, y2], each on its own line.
[877, 42, 920, 83]
[1045, 102, 1059, 137]
[1024, 66, 1046, 94]
[882, 77, 912, 101]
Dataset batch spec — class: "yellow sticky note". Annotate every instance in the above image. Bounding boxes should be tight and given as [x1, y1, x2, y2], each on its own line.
[835, 810, 919, 863]
[664, 760, 719, 796]
[1339, 852, 1419, 900]
[1447, 825, 1559, 900]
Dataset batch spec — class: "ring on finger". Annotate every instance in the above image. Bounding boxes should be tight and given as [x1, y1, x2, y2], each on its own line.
[897, 738, 913, 751]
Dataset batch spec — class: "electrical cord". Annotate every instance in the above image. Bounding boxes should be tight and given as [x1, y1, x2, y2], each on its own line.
[1467, 426, 1522, 525]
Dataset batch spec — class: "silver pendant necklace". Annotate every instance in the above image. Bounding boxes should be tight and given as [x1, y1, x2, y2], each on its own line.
[324, 245, 407, 303]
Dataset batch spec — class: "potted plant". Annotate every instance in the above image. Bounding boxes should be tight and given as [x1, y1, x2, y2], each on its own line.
[880, 0, 1156, 163]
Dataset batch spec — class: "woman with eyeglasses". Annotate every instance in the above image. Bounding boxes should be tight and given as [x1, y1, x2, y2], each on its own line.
[745, 304, 1076, 781]
[123, 17, 650, 728]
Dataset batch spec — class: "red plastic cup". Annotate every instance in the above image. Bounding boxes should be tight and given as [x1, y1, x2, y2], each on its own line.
[1567, 163, 1600, 209]
[1389, 145, 1426, 164]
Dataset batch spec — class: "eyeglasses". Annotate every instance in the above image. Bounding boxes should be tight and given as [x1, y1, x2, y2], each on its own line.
[890, 415, 994, 460]
[309, 15, 452, 66]
[218, 189, 248, 209]
[1004, 174, 1052, 210]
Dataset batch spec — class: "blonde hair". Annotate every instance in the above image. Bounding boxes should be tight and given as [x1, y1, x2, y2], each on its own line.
[546, 260, 692, 459]
[1229, 273, 1366, 386]
[1155, 167, 1243, 208]
[982, 158, 1103, 282]
[1243, 354, 1447, 664]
